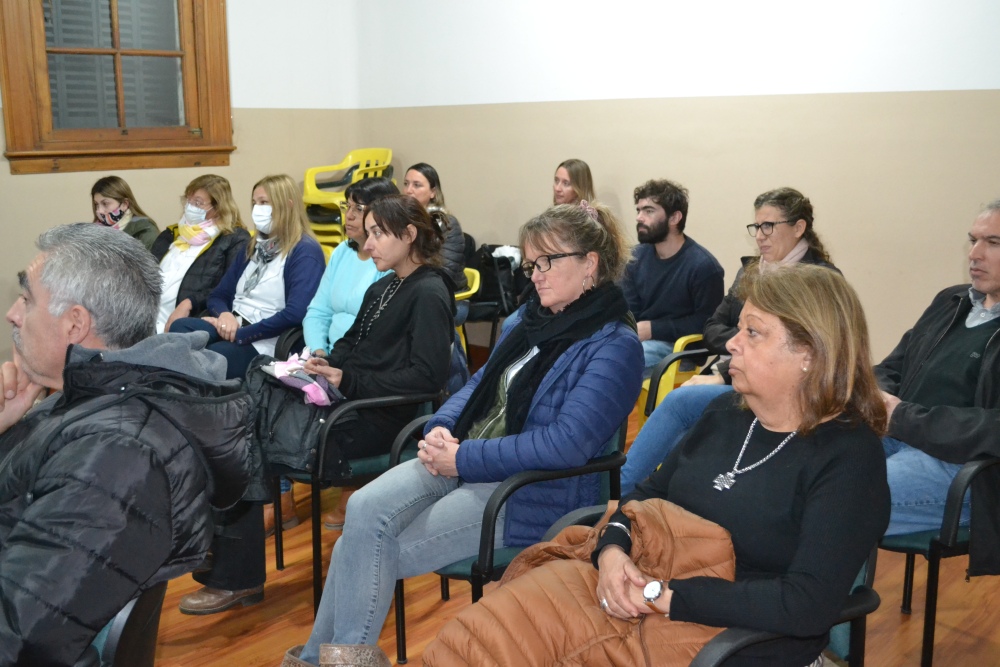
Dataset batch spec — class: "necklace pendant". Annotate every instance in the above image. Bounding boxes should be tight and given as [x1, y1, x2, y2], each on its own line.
[713, 472, 737, 491]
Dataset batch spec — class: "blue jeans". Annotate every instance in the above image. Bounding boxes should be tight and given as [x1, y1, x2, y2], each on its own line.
[169, 317, 260, 380]
[882, 437, 970, 536]
[300, 459, 504, 663]
[622, 384, 733, 495]
[641, 340, 675, 378]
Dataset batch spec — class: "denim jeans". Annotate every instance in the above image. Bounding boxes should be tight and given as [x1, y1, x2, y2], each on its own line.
[622, 384, 733, 495]
[882, 437, 970, 536]
[641, 340, 675, 378]
[300, 459, 504, 663]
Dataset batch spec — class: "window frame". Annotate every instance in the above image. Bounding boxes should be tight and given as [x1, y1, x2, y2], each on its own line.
[0, 0, 234, 175]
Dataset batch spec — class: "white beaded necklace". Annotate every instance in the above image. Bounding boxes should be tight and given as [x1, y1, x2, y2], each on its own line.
[713, 418, 797, 491]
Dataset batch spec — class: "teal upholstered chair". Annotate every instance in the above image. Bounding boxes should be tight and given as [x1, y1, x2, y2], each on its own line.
[388, 416, 628, 663]
[878, 457, 1000, 667]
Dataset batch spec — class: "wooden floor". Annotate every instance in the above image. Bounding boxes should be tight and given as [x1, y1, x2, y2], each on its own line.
[154, 409, 1000, 666]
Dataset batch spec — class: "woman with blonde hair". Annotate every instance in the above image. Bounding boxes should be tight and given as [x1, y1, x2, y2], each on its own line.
[552, 158, 596, 205]
[427, 263, 890, 667]
[91, 175, 159, 249]
[151, 174, 251, 333]
[169, 174, 325, 379]
[281, 200, 644, 666]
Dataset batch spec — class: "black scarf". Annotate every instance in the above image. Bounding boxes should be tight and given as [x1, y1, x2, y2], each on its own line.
[452, 281, 632, 440]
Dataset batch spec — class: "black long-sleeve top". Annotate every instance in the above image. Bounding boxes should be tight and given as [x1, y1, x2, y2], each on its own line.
[596, 393, 889, 666]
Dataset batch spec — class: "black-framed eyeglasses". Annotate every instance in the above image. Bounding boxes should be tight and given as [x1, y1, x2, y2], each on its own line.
[747, 220, 796, 237]
[520, 252, 586, 278]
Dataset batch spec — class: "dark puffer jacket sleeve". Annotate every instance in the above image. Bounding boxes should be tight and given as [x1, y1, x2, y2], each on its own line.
[0, 434, 173, 666]
[439, 215, 468, 291]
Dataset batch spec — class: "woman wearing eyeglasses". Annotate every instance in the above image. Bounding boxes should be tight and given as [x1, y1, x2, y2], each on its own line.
[282, 201, 644, 667]
[620, 187, 839, 494]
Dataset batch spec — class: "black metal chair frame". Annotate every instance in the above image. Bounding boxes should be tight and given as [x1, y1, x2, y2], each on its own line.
[388, 416, 627, 663]
[878, 457, 1000, 667]
[643, 346, 712, 418]
[271, 392, 442, 614]
[101, 581, 169, 667]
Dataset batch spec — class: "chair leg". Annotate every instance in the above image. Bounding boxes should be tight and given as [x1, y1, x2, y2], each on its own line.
[395, 579, 407, 664]
[471, 572, 484, 602]
[848, 615, 867, 667]
[921, 546, 942, 667]
[901, 553, 916, 614]
[273, 476, 285, 571]
[312, 478, 323, 616]
[440, 575, 450, 601]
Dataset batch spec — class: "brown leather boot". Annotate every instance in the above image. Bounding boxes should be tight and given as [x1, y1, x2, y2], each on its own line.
[322, 487, 356, 530]
[265, 488, 300, 537]
[178, 585, 264, 615]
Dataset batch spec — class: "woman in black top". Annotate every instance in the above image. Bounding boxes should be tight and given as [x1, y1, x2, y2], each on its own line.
[427, 264, 890, 667]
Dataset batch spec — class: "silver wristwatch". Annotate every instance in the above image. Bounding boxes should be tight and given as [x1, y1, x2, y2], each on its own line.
[643, 579, 666, 614]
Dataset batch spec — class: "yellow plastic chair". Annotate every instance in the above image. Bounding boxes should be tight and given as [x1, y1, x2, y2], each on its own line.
[636, 334, 707, 430]
[311, 220, 345, 255]
[455, 268, 481, 352]
[303, 148, 393, 220]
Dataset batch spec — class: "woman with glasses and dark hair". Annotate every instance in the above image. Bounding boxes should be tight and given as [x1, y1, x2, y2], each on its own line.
[302, 178, 400, 355]
[281, 201, 643, 667]
[620, 187, 839, 494]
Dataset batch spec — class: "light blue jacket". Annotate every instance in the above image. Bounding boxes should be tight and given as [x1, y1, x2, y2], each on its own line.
[427, 307, 643, 546]
[302, 243, 391, 353]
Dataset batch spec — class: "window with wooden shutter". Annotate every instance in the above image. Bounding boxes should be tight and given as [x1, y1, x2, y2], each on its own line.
[0, 0, 234, 174]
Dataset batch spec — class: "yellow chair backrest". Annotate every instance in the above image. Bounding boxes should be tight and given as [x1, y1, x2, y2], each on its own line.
[635, 334, 706, 430]
[303, 148, 393, 208]
[455, 268, 481, 302]
[311, 221, 345, 252]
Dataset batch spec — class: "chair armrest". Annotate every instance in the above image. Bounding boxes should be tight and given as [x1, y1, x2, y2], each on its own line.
[474, 451, 627, 580]
[304, 157, 355, 188]
[541, 504, 608, 541]
[389, 414, 435, 467]
[315, 393, 442, 472]
[939, 457, 1000, 547]
[689, 587, 880, 667]
[274, 326, 305, 360]
[644, 347, 709, 416]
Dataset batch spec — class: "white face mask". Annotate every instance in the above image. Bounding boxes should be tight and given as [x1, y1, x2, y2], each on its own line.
[252, 204, 273, 235]
[184, 201, 209, 225]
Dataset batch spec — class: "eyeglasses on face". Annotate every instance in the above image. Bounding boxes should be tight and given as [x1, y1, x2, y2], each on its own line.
[338, 201, 366, 215]
[747, 220, 796, 237]
[520, 252, 586, 278]
[182, 195, 212, 209]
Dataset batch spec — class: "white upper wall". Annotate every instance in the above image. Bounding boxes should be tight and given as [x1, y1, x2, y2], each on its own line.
[229, 0, 1000, 110]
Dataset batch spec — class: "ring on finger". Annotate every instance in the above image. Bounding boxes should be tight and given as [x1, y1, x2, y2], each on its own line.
[600, 598, 609, 612]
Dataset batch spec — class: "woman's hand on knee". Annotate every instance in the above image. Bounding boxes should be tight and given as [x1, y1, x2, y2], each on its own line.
[596, 546, 648, 619]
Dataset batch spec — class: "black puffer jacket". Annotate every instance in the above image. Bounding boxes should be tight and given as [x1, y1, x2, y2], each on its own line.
[433, 212, 468, 291]
[151, 225, 251, 314]
[0, 333, 251, 666]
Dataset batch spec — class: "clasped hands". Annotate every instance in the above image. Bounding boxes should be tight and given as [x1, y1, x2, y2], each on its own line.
[595, 545, 670, 620]
[417, 425, 460, 478]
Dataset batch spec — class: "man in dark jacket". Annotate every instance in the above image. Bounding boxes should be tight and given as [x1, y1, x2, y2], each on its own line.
[0, 224, 251, 666]
[875, 200, 1000, 574]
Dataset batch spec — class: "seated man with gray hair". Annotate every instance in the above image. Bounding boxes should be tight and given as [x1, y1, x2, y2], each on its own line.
[0, 224, 251, 665]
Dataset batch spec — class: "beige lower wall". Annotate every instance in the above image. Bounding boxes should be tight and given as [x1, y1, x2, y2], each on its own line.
[1, 89, 998, 360]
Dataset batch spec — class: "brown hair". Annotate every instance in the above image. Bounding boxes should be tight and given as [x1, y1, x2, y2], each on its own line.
[753, 187, 830, 264]
[248, 174, 315, 258]
[91, 175, 152, 221]
[184, 174, 244, 234]
[366, 195, 443, 266]
[738, 264, 886, 437]
[519, 201, 631, 284]
[555, 159, 596, 204]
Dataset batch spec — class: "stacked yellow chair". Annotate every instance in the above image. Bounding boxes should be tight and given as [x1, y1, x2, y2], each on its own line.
[635, 334, 707, 430]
